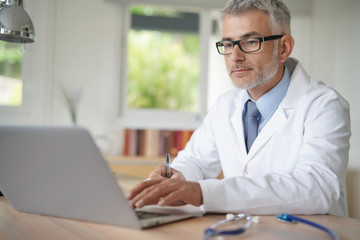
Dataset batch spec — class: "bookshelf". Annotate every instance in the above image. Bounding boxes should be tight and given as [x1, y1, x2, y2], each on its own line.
[106, 128, 194, 179]
[122, 128, 194, 158]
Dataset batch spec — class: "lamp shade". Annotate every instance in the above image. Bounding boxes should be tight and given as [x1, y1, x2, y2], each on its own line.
[0, 0, 35, 43]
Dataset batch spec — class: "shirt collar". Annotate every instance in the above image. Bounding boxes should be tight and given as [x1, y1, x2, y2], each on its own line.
[243, 66, 291, 120]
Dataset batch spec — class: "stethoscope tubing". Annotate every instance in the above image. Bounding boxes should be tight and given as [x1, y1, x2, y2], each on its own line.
[204, 214, 252, 239]
[276, 214, 339, 240]
[204, 213, 339, 240]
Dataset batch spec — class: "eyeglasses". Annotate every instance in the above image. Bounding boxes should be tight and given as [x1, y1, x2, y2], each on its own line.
[215, 35, 283, 55]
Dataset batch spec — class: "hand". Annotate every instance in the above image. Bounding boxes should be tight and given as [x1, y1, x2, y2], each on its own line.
[148, 165, 185, 180]
[127, 178, 203, 208]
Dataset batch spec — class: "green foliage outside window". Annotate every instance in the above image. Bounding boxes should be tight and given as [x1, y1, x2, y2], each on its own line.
[127, 30, 200, 112]
[0, 42, 22, 79]
[0, 42, 23, 106]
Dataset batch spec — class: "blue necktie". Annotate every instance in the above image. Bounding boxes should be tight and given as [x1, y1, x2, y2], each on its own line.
[246, 100, 260, 152]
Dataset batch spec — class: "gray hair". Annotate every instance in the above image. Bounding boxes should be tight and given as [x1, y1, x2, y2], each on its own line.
[220, 0, 291, 34]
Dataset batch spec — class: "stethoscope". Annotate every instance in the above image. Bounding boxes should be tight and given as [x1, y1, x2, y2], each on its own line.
[204, 213, 253, 240]
[275, 214, 339, 240]
[204, 213, 339, 240]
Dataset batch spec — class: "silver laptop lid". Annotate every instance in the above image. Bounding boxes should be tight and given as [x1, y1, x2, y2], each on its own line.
[0, 126, 142, 228]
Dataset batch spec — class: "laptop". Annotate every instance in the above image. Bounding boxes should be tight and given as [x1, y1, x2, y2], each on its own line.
[0, 125, 203, 229]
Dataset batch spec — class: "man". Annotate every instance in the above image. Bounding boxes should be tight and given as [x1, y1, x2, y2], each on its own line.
[128, 0, 351, 216]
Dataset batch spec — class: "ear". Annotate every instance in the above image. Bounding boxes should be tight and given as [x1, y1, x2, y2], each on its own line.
[278, 34, 295, 63]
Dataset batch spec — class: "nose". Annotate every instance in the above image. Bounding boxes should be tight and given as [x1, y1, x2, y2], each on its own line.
[230, 44, 246, 62]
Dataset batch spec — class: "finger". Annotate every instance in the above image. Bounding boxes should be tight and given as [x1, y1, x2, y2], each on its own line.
[131, 179, 179, 208]
[158, 196, 185, 207]
[149, 165, 167, 179]
[127, 179, 162, 200]
[157, 188, 187, 206]
[132, 189, 159, 208]
[131, 183, 166, 208]
[170, 172, 185, 181]
[171, 173, 186, 182]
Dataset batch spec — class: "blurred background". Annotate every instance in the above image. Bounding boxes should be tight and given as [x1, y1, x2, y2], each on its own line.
[0, 0, 359, 218]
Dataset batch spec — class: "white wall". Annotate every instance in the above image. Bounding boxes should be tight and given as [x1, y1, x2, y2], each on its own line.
[1, 0, 359, 218]
[310, 0, 360, 172]
[48, 0, 124, 148]
[19, 0, 125, 154]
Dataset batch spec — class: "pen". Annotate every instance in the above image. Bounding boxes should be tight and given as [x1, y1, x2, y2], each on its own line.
[166, 153, 171, 178]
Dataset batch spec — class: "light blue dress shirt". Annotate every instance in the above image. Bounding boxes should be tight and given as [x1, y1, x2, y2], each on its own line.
[243, 66, 291, 136]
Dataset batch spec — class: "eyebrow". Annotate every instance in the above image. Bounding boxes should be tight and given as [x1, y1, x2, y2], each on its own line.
[221, 31, 263, 41]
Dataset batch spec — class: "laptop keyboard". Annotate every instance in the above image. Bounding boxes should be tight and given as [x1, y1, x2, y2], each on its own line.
[136, 210, 170, 220]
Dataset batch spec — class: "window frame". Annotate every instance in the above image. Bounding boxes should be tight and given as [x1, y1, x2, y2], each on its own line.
[0, 0, 55, 125]
[0, 7, 33, 122]
[116, 1, 221, 130]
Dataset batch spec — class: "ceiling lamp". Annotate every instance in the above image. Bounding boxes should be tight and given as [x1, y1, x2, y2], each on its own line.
[0, 0, 35, 43]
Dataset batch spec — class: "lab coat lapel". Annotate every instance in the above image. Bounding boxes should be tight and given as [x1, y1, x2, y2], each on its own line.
[246, 58, 310, 160]
[246, 107, 288, 159]
[231, 91, 248, 159]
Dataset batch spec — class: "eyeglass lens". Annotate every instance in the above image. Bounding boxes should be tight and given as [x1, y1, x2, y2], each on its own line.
[217, 38, 261, 55]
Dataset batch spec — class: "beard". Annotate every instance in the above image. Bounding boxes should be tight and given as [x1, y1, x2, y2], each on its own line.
[230, 45, 280, 90]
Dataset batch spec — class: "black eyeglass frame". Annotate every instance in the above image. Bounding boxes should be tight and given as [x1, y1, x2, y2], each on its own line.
[216, 35, 284, 55]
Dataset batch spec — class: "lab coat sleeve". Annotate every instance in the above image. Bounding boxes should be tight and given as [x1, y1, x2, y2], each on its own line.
[171, 102, 223, 181]
[199, 86, 351, 216]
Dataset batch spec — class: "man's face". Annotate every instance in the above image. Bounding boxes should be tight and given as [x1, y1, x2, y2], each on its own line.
[222, 10, 280, 90]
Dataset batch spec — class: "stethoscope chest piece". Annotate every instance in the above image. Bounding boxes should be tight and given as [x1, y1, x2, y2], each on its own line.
[275, 213, 297, 223]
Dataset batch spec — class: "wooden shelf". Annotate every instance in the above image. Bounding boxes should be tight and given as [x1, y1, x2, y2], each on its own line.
[106, 155, 164, 163]
[106, 155, 164, 179]
[106, 155, 224, 179]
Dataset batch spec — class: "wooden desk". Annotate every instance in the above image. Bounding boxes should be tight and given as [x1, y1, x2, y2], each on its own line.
[1, 173, 359, 240]
[0, 197, 359, 240]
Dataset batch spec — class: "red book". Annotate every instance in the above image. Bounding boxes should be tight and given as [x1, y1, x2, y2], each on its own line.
[123, 129, 131, 156]
[174, 131, 183, 153]
[128, 129, 137, 156]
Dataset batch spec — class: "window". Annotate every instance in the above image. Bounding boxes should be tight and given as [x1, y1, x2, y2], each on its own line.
[127, 6, 200, 113]
[0, 42, 23, 106]
[120, 3, 215, 130]
[117, 0, 229, 130]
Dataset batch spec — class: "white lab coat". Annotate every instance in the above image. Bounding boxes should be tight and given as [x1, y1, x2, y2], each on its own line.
[171, 58, 351, 216]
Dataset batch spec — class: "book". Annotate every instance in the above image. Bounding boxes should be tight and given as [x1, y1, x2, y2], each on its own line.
[122, 128, 194, 158]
